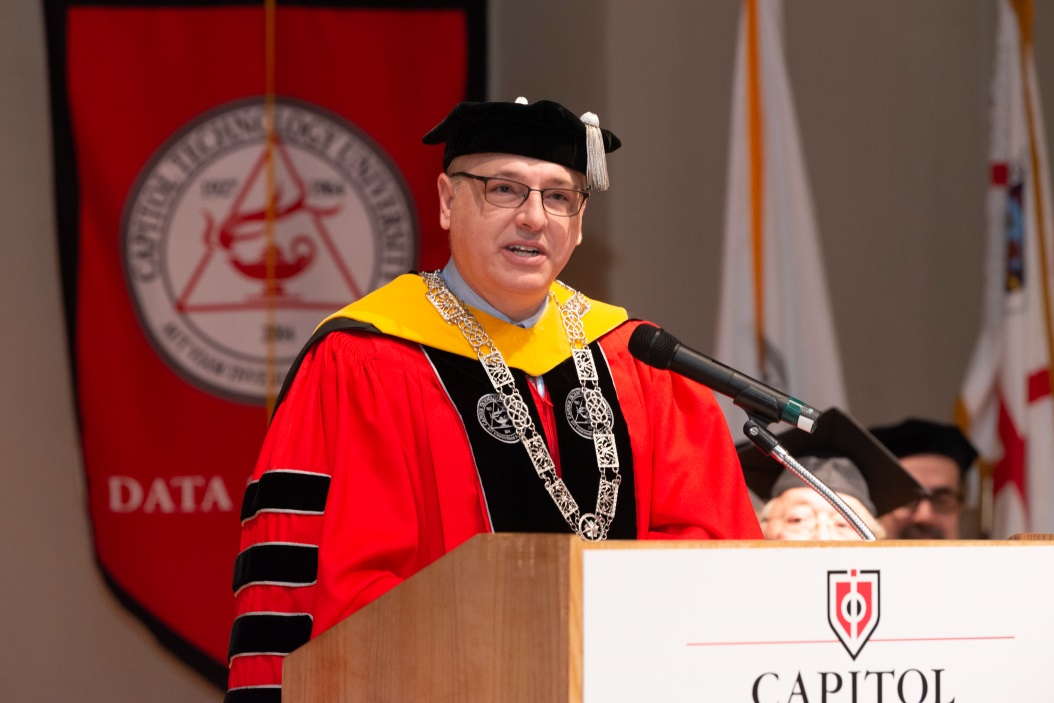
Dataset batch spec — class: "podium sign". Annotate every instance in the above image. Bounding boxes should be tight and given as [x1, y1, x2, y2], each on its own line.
[283, 536, 1053, 702]
[582, 541, 1054, 702]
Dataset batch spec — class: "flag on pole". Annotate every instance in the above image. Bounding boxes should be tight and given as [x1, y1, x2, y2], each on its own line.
[715, 0, 848, 436]
[959, 0, 1054, 538]
[44, 0, 484, 686]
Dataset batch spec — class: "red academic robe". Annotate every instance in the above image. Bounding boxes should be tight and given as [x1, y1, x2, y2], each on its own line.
[225, 275, 762, 702]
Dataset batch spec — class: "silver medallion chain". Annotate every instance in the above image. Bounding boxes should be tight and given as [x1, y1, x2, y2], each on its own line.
[422, 270, 621, 541]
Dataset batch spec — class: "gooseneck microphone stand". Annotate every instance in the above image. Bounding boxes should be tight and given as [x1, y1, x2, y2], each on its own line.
[743, 415, 876, 542]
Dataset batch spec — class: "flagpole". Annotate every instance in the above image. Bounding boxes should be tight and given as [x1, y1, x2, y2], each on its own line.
[264, 0, 279, 418]
[745, 0, 767, 375]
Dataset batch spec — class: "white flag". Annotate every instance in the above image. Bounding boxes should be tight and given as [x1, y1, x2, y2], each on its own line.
[715, 0, 847, 436]
[959, 0, 1054, 538]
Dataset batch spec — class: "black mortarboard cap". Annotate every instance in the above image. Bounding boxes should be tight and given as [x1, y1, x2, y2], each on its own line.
[422, 97, 621, 191]
[869, 418, 978, 475]
[737, 407, 926, 517]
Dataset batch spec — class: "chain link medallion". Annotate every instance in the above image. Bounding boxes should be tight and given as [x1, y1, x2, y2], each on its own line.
[422, 271, 621, 540]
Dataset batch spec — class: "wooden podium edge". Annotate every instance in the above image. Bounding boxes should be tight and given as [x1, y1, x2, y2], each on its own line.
[284, 533, 577, 703]
[567, 536, 584, 703]
[1010, 533, 1054, 540]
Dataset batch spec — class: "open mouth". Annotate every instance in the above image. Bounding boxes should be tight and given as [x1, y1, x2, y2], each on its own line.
[506, 244, 542, 257]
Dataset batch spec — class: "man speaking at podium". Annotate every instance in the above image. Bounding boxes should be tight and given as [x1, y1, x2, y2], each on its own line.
[224, 97, 762, 702]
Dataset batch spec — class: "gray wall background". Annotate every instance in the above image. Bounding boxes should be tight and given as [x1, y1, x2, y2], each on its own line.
[2, 1, 1046, 700]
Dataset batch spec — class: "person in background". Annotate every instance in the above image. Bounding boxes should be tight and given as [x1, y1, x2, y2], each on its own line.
[870, 418, 978, 539]
[738, 407, 924, 541]
[224, 97, 763, 702]
[757, 455, 886, 540]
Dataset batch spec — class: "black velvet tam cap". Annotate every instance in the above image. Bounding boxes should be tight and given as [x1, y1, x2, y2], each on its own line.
[869, 418, 979, 476]
[737, 407, 926, 517]
[422, 98, 621, 190]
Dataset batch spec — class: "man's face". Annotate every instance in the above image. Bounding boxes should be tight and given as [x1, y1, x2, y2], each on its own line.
[437, 152, 585, 321]
[879, 454, 962, 539]
[762, 488, 872, 541]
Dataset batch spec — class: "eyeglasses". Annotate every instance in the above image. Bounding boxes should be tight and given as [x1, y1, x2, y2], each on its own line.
[905, 487, 963, 515]
[450, 172, 589, 217]
[763, 506, 861, 540]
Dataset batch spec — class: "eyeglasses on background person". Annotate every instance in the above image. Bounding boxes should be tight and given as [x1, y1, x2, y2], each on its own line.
[761, 503, 861, 540]
[903, 487, 963, 514]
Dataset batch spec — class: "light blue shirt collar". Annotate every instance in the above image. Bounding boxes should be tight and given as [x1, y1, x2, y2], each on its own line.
[440, 259, 548, 329]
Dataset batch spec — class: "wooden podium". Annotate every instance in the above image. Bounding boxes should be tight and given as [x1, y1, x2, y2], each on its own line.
[283, 534, 1054, 702]
[283, 533, 589, 703]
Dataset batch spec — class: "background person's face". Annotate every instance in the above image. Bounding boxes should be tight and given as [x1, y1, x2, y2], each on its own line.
[879, 454, 962, 539]
[762, 488, 870, 541]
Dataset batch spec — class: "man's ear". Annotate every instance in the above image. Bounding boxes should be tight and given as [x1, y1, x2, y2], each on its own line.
[437, 173, 454, 231]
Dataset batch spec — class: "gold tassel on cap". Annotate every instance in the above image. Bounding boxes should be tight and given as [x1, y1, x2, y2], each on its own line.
[580, 111, 609, 192]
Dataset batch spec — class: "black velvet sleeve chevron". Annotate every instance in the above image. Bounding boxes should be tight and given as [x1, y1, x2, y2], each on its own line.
[240, 470, 331, 523]
[232, 543, 319, 593]
[228, 612, 313, 660]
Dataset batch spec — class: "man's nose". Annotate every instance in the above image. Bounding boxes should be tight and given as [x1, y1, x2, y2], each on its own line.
[516, 190, 548, 230]
[912, 497, 936, 523]
[813, 521, 837, 540]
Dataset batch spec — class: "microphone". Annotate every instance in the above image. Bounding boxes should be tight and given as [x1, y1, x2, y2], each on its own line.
[628, 324, 822, 433]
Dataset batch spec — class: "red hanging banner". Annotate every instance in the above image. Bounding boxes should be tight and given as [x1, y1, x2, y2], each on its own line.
[45, 0, 485, 686]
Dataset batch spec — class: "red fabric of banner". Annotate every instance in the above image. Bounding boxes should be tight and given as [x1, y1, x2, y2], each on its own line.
[63, 3, 472, 674]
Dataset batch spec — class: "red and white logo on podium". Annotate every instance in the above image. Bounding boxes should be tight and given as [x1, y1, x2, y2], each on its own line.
[827, 569, 880, 660]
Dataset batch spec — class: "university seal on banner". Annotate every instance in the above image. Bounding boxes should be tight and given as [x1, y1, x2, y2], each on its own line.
[121, 97, 417, 403]
[828, 569, 880, 660]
